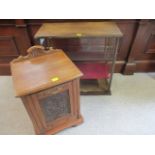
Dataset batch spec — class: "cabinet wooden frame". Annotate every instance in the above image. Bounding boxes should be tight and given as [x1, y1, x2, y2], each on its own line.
[21, 79, 82, 135]
[11, 46, 83, 135]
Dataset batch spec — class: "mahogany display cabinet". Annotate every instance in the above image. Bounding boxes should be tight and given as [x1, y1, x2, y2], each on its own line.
[34, 22, 123, 95]
[11, 45, 83, 135]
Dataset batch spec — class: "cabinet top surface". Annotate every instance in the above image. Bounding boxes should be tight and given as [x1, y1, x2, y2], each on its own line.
[11, 50, 83, 97]
[35, 22, 123, 38]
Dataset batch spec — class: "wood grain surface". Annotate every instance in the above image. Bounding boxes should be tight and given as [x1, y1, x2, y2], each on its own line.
[11, 49, 83, 97]
[35, 22, 123, 38]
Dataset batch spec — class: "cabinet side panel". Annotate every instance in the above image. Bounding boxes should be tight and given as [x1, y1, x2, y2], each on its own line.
[72, 78, 81, 118]
[21, 96, 42, 134]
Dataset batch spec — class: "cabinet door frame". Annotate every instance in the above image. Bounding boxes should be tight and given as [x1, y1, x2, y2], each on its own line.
[30, 81, 75, 131]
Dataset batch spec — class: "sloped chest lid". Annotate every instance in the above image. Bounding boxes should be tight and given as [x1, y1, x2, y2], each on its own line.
[11, 46, 83, 97]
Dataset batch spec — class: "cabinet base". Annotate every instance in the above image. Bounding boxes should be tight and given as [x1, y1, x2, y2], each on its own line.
[80, 79, 111, 95]
[45, 115, 83, 135]
[81, 90, 111, 95]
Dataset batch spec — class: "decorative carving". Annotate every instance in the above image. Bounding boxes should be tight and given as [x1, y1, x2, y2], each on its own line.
[12, 45, 54, 63]
[11, 55, 29, 63]
[27, 45, 45, 57]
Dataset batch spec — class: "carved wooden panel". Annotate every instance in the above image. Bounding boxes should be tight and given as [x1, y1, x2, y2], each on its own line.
[0, 36, 19, 56]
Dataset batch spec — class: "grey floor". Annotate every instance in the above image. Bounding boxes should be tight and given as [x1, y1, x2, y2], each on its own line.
[0, 73, 155, 135]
